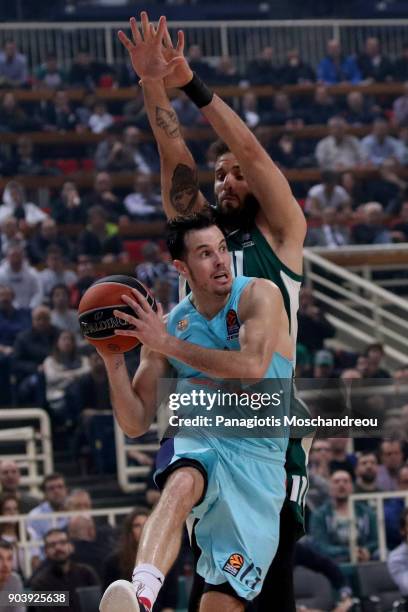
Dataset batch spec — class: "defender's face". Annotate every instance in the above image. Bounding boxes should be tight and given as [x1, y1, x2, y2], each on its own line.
[181, 226, 232, 297]
[214, 153, 250, 217]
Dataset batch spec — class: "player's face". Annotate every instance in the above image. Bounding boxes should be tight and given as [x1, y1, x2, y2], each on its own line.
[182, 226, 232, 297]
[214, 153, 250, 215]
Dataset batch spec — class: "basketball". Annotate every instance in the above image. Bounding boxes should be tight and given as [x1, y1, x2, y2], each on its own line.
[78, 275, 157, 353]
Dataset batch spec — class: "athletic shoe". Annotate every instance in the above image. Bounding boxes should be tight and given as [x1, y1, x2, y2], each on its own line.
[99, 580, 152, 612]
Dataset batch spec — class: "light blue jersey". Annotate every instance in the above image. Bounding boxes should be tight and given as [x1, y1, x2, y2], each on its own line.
[155, 276, 292, 601]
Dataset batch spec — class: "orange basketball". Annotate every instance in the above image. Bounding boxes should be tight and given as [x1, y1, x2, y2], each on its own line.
[78, 275, 157, 353]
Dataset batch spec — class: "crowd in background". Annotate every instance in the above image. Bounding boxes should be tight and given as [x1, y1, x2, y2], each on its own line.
[1, 31, 408, 611]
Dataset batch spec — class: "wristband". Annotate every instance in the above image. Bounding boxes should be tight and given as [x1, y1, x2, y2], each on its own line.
[180, 72, 213, 108]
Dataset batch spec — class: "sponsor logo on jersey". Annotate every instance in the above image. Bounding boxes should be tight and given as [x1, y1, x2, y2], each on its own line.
[226, 309, 240, 340]
[223, 553, 244, 577]
[177, 318, 189, 331]
[241, 232, 254, 248]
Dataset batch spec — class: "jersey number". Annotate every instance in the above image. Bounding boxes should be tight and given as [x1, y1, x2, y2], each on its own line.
[290, 475, 308, 507]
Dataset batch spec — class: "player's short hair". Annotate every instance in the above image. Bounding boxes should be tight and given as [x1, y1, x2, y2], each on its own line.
[166, 211, 222, 260]
[209, 139, 231, 162]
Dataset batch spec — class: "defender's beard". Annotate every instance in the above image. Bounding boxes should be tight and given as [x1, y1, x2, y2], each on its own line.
[214, 193, 260, 233]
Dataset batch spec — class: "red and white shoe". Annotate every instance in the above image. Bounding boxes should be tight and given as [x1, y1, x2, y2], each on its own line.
[99, 580, 152, 612]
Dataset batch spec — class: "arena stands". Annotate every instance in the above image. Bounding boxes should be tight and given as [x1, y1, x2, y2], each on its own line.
[2, 15, 408, 612]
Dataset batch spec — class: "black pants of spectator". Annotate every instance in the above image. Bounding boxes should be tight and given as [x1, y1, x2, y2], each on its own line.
[188, 500, 296, 612]
[0, 354, 12, 406]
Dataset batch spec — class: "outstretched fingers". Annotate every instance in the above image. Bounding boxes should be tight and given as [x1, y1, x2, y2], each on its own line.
[117, 30, 135, 52]
[176, 30, 185, 54]
[130, 17, 142, 45]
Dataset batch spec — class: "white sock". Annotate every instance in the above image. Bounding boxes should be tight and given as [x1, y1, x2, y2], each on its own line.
[132, 563, 164, 608]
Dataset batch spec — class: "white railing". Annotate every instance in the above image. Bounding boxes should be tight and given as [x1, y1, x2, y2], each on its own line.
[0, 409, 53, 496]
[303, 249, 408, 367]
[349, 491, 408, 563]
[0, 506, 135, 578]
[114, 419, 159, 493]
[2, 20, 408, 73]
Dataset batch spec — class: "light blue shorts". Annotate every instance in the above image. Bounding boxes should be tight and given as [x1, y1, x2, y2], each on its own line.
[155, 433, 286, 601]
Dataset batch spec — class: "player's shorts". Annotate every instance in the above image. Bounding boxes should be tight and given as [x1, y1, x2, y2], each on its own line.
[154, 432, 286, 601]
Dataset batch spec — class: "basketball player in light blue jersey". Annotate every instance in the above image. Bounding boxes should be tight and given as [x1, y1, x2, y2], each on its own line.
[99, 214, 295, 612]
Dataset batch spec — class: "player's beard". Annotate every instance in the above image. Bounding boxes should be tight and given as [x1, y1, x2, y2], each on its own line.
[214, 192, 260, 233]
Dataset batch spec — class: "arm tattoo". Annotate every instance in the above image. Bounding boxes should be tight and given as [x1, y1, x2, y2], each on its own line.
[169, 163, 200, 214]
[155, 106, 180, 139]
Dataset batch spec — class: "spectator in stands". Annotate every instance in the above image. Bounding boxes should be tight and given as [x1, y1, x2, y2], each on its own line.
[313, 349, 335, 379]
[88, 101, 114, 134]
[123, 126, 155, 175]
[317, 39, 361, 85]
[135, 241, 178, 294]
[39, 246, 77, 299]
[0, 181, 48, 227]
[307, 85, 338, 124]
[384, 465, 408, 551]
[0, 460, 39, 513]
[305, 207, 351, 247]
[12, 305, 58, 405]
[307, 439, 331, 510]
[34, 53, 66, 89]
[392, 200, 408, 242]
[393, 43, 408, 82]
[245, 46, 280, 85]
[239, 91, 261, 129]
[0, 493, 40, 577]
[354, 452, 379, 493]
[310, 470, 378, 562]
[83, 172, 128, 223]
[305, 170, 351, 218]
[27, 218, 72, 265]
[171, 91, 201, 127]
[41, 89, 78, 132]
[51, 181, 87, 225]
[328, 438, 356, 477]
[69, 257, 96, 308]
[357, 37, 393, 83]
[297, 287, 336, 353]
[0, 92, 30, 133]
[103, 508, 179, 610]
[267, 132, 305, 170]
[68, 49, 113, 89]
[123, 173, 163, 220]
[68, 515, 111, 581]
[263, 92, 304, 127]
[0, 244, 43, 309]
[361, 117, 401, 167]
[343, 91, 376, 126]
[0, 216, 25, 258]
[9, 136, 44, 176]
[393, 82, 408, 129]
[377, 440, 404, 491]
[77, 206, 126, 263]
[212, 55, 239, 86]
[396, 126, 408, 166]
[365, 342, 391, 378]
[0, 540, 25, 612]
[388, 508, 408, 596]
[43, 330, 89, 417]
[94, 125, 135, 173]
[351, 202, 392, 245]
[153, 277, 177, 316]
[27, 475, 68, 543]
[279, 48, 315, 85]
[315, 117, 363, 171]
[29, 528, 99, 611]
[50, 284, 80, 339]
[0, 41, 28, 88]
[186, 44, 215, 82]
[65, 350, 111, 421]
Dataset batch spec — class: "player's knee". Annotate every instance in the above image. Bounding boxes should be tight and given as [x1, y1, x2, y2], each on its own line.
[164, 468, 204, 513]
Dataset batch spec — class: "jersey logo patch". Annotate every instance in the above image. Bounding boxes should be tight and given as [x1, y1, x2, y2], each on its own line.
[177, 318, 189, 331]
[241, 232, 254, 248]
[226, 309, 240, 340]
[223, 553, 244, 577]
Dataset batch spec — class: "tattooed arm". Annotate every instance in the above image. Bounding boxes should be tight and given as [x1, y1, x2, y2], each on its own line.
[142, 80, 208, 218]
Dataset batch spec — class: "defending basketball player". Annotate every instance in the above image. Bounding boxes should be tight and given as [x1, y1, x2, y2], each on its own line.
[118, 13, 309, 612]
[99, 214, 294, 612]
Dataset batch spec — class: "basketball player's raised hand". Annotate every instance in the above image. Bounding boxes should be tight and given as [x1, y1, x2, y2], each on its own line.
[118, 12, 184, 83]
[160, 24, 193, 89]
